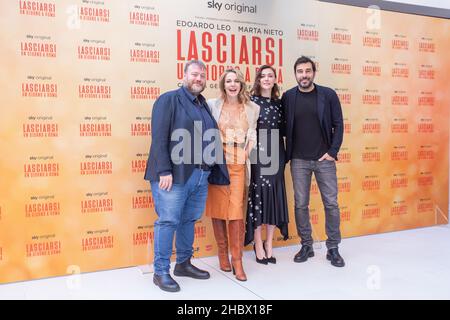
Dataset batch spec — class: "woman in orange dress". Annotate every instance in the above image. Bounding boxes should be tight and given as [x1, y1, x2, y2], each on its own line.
[205, 69, 259, 281]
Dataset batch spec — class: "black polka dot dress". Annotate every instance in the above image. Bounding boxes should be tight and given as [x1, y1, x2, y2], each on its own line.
[245, 95, 289, 245]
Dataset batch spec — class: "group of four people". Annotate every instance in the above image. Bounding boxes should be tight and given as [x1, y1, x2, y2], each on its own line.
[145, 56, 345, 292]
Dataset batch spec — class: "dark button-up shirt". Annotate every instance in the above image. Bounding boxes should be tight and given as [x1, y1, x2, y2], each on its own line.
[182, 86, 216, 166]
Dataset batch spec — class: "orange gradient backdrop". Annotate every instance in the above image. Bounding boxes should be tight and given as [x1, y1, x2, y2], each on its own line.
[0, 0, 448, 283]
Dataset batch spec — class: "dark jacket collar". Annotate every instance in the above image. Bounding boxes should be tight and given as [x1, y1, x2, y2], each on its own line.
[175, 87, 205, 134]
[181, 86, 206, 105]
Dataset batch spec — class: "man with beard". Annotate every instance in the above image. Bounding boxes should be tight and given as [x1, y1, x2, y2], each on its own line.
[281, 56, 345, 267]
[145, 60, 229, 292]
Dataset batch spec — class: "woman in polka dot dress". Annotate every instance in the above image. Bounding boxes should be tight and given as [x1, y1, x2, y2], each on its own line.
[245, 65, 289, 264]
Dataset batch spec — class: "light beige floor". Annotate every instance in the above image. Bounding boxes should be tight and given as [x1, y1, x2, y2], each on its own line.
[1, 225, 449, 300]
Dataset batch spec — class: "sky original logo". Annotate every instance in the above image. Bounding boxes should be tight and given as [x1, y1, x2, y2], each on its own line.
[207, 1, 256, 14]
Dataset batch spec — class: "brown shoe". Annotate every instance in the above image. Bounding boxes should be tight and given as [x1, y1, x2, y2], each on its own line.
[211, 218, 232, 272]
[228, 219, 247, 281]
[231, 259, 247, 281]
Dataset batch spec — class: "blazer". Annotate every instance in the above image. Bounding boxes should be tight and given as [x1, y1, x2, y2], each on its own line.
[144, 87, 230, 186]
[281, 84, 344, 161]
[207, 98, 260, 186]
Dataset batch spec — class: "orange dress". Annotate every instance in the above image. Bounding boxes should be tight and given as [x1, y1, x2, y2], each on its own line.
[205, 105, 249, 220]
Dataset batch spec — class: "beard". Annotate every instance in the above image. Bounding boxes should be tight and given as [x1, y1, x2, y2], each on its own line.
[185, 80, 205, 95]
[297, 77, 314, 90]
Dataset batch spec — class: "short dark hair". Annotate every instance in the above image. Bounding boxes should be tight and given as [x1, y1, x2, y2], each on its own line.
[293, 56, 316, 73]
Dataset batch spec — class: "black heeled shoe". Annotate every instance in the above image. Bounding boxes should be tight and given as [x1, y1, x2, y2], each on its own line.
[263, 241, 276, 264]
[253, 244, 268, 265]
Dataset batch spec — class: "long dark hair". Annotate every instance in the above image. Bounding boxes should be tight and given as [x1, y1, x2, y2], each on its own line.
[251, 65, 280, 99]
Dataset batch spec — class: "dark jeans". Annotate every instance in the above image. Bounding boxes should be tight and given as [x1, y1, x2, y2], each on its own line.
[290, 159, 341, 249]
[151, 168, 210, 275]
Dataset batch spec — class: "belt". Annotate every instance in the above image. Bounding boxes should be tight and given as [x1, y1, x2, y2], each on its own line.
[223, 142, 245, 148]
[195, 164, 212, 171]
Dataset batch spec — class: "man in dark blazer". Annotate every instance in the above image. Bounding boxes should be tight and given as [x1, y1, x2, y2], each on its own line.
[145, 60, 229, 292]
[282, 56, 345, 267]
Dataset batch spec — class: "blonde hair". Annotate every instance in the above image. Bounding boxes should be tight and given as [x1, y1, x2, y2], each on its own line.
[219, 69, 250, 104]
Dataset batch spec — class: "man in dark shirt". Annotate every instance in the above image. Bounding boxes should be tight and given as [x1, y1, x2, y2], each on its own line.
[282, 56, 345, 267]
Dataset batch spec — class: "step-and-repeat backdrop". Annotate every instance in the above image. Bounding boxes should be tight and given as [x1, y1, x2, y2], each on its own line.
[0, 0, 448, 283]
